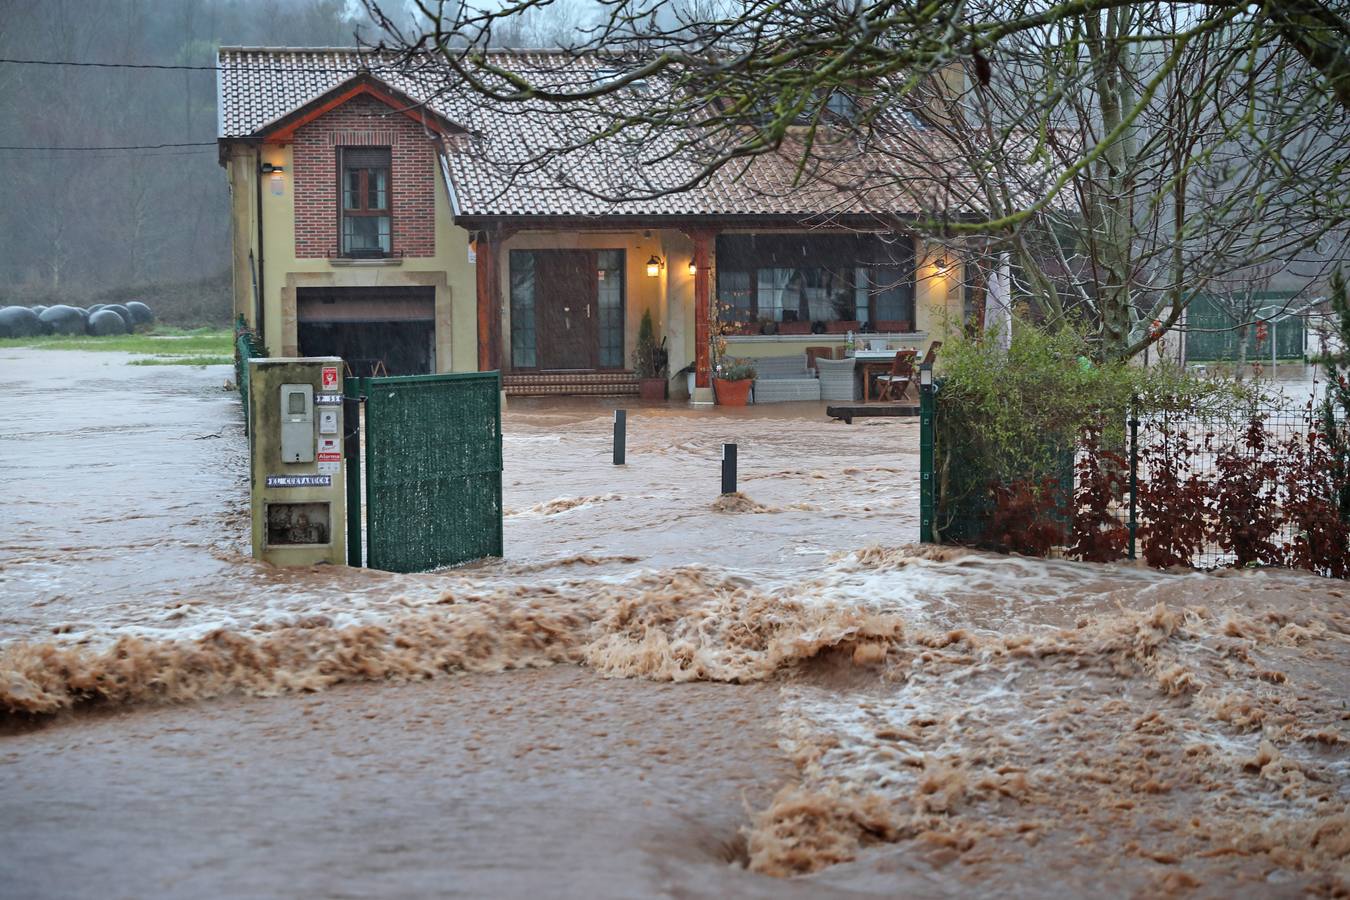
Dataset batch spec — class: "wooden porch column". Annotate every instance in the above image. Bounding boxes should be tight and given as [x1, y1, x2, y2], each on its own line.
[475, 229, 504, 372]
[691, 229, 713, 388]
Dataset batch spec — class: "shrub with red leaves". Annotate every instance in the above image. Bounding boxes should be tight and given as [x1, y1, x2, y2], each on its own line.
[1067, 427, 1129, 562]
[1279, 428, 1350, 578]
[984, 477, 1067, 557]
[1137, 422, 1210, 569]
[1212, 417, 1285, 567]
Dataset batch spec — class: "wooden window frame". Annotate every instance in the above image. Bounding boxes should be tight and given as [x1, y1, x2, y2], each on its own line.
[337, 147, 393, 258]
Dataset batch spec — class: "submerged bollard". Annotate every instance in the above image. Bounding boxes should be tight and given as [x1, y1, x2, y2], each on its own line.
[722, 443, 737, 494]
[613, 409, 626, 465]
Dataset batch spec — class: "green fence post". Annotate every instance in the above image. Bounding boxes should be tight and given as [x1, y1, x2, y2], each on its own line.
[344, 376, 363, 568]
[919, 373, 936, 543]
[1128, 397, 1140, 561]
[494, 370, 504, 559]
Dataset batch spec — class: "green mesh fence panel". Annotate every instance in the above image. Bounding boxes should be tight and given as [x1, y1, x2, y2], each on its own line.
[234, 322, 262, 430]
[931, 384, 1080, 547]
[364, 372, 503, 572]
[1186, 294, 1306, 361]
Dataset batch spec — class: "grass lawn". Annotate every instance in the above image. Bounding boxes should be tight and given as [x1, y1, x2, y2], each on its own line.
[0, 326, 234, 367]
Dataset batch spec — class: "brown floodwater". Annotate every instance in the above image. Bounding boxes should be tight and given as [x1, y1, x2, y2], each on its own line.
[1, 349, 1346, 897]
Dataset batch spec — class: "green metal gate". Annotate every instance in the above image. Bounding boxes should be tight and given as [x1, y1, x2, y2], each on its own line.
[1185, 293, 1306, 361]
[346, 371, 503, 573]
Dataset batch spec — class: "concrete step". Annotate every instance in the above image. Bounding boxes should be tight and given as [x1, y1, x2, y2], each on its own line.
[504, 372, 640, 396]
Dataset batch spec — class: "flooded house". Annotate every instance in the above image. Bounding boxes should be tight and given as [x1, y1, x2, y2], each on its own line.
[216, 48, 971, 400]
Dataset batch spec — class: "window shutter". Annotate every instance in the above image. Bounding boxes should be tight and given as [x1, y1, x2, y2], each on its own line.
[342, 147, 390, 168]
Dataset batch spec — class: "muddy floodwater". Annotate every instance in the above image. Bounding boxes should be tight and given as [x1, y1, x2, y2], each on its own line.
[1, 348, 1347, 898]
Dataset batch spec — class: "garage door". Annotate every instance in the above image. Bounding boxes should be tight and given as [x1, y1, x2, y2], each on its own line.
[297, 286, 436, 376]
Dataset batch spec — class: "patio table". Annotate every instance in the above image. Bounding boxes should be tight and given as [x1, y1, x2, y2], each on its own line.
[851, 349, 899, 402]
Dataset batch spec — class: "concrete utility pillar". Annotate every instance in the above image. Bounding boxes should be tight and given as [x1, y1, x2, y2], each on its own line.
[248, 357, 347, 566]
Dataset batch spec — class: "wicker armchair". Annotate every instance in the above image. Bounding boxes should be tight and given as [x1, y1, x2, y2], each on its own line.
[815, 356, 858, 401]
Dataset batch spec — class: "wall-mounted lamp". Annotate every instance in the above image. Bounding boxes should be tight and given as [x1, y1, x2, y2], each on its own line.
[933, 254, 952, 277]
[687, 258, 697, 276]
[646, 254, 663, 277]
[260, 163, 286, 174]
[919, 361, 934, 389]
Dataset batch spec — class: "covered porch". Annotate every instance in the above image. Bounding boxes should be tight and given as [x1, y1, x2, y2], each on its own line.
[468, 220, 962, 401]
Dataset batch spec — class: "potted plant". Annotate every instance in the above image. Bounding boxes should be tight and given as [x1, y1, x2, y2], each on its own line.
[708, 301, 754, 404]
[632, 310, 668, 400]
[713, 358, 756, 406]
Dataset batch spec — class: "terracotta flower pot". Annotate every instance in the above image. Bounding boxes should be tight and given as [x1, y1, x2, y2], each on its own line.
[825, 320, 862, 334]
[638, 377, 667, 400]
[713, 377, 753, 406]
[777, 320, 813, 335]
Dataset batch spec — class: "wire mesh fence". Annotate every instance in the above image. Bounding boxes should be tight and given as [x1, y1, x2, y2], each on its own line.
[233, 314, 263, 429]
[925, 382, 1350, 578]
[1130, 394, 1348, 575]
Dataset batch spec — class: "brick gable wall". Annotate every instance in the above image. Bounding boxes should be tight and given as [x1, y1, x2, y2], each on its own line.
[291, 93, 437, 259]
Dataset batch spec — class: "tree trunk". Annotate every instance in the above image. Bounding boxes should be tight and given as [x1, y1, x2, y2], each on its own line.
[1234, 323, 1249, 381]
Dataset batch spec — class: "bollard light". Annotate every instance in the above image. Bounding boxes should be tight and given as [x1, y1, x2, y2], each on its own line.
[919, 362, 933, 388]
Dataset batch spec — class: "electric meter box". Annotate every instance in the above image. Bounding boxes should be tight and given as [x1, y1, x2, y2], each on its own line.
[280, 383, 315, 462]
[247, 357, 346, 567]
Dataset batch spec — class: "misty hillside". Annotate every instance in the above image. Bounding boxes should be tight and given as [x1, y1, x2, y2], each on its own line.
[0, 0, 372, 319]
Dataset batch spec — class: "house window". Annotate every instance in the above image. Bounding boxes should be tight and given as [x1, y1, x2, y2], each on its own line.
[824, 90, 858, 121]
[340, 147, 391, 257]
[509, 251, 537, 368]
[596, 250, 625, 368]
[715, 234, 916, 330]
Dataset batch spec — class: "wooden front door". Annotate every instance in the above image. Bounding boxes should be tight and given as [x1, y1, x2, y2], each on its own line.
[535, 250, 598, 370]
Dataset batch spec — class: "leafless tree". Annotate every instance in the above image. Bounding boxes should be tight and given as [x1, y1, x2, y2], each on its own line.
[366, 0, 1350, 361]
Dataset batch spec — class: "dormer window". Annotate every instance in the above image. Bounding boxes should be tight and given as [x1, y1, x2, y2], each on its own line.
[339, 147, 391, 257]
[824, 90, 857, 122]
[594, 67, 648, 93]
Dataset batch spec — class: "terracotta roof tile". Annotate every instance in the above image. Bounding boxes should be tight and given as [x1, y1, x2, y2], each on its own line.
[217, 47, 978, 219]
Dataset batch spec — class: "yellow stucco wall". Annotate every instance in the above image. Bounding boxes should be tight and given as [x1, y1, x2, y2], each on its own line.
[239, 142, 476, 372]
[225, 144, 260, 333]
[658, 230, 697, 394]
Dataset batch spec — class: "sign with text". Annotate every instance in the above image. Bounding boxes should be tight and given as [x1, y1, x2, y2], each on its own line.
[266, 474, 332, 488]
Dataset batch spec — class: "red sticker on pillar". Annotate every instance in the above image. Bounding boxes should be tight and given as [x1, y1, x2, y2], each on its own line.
[321, 366, 339, 390]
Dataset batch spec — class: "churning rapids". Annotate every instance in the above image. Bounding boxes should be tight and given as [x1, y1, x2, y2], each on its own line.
[1, 349, 1346, 898]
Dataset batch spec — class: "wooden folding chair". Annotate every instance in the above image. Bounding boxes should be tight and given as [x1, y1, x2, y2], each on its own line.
[804, 346, 833, 373]
[874, 349, 918, 402]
